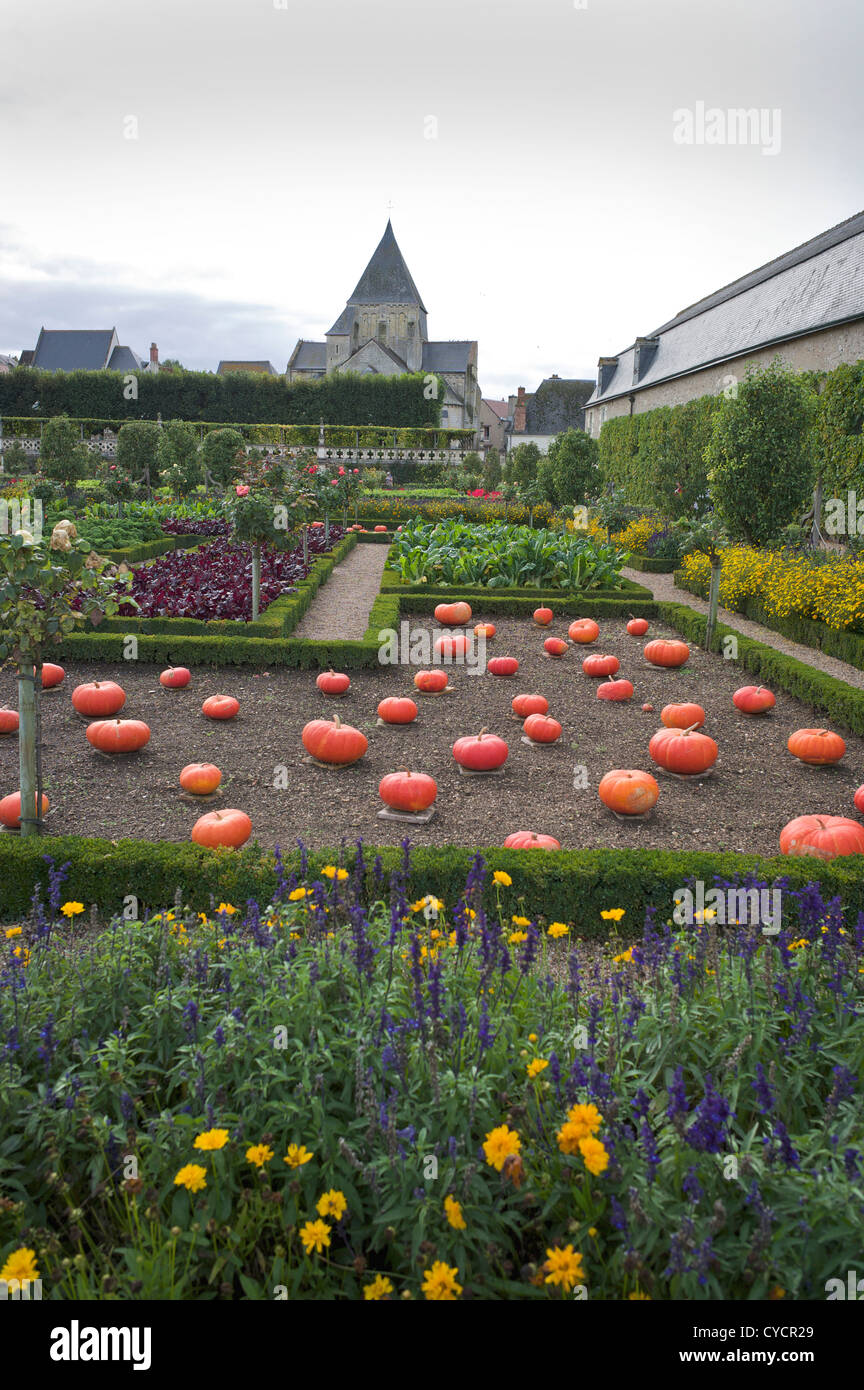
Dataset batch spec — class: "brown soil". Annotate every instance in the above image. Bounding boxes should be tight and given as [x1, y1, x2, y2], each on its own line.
[1, 615, 862, 854]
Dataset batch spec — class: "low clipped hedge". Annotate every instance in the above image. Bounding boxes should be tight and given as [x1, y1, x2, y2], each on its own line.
[628, 553, 679, 573]
[379, 571, 652, 600]
[674, 570, 864, 671]
[102, 535, 203, 564]
[3, 835, 864, 929]
[398, 594, 656, 619]
[658, 601, 864, 736]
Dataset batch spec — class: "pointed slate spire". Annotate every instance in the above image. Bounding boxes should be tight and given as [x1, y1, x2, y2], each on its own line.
[346, 221, 427, 311]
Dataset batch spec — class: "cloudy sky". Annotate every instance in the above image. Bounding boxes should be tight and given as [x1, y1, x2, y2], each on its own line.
[1, 0, 862, 398]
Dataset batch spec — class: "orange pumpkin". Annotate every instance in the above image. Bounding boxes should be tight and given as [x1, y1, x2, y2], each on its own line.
[302, 714, 368, 765]
[855, 784, 864, 816]
[39, 663, 65, 689]
[779, 814, 864, 859]
[474, 622, 496, 639]
[0, 790, 50, 828]
[180, 763, 222, 795]
[626, 618, 649, 637]
[544, 637, 568, 658]
[787, 728, 846, 766]
[374, 524, 388, 533]
[434, 601, 472, 626]
[316, 669, 351, 696]
[414, 669, 449, 693]
[379, 770, 438, 812]
[598, 769, 659, 816]
[488, 656, 519, 677]
[452, 728, 508, 771]
[649, 725, 718, 775]
[597, 679, 634, 702]
[86, 719, 151, 754]
[435, 633, 470, 660]
[568, 619, 599, 644]
[733, 685, 776, 714]
[582, 653, 619, 678]
[0, 707, 19, 735]
[191, 808, 252, 849]
[503, 830, 560, 850]
[72, 680, 126, 718]
[644, 639, 690, 668]
[533, 607, 554, 626]
[512, 693, 549, 718]
[377, 697, 418, 725]
[202, 694, 240, 720]
[160, 667, 191, 689]
[661, 702, 706, 730]
[523, 713, 562, 744]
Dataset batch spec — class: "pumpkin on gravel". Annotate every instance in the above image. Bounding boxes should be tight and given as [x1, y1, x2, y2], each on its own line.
[787, 728, 845, 766]
[0, 708, 19, 735]
[86, 719, 151, 754]
[379, 770, 438, 813]
[302, 714, 367, 765]
[191, 808, 252, 849]
[434, 601, 472, 626]
[72, 680, 126, 718]
[202, 694, 240, 721]
[598, 769, 659, 816]
[0, 791, 50, 829]
[503, 830, 560, 850]
[644, 639, 689, 668]
[316, 669, 351, 696]
[512, 693, 549, 718]
[377, 697, 418, 725]
[649, 724, 718, 775]
[661, 702, 705, 729]
[414, 669, 449, 693]
[452, 728, 508, 771]
[568, 619, 599, 644]
[523, 713, 562, 743]
[779, 815, 864, 860]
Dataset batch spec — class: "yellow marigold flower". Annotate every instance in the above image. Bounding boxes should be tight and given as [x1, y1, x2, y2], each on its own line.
[316, 1189, 347, 1220]
[543, 1244, 584, 1291]
[601, 908, 625, 921]
[579, 1136, 609, 1176]
[787, 938, 808, 951]
[194, 1128, 230, 1151]
[483, 1124, 521, 1171]
[511, 915, 530, 927]
[509, 931, 528, 945]
[12, 946, 30, 965]
[363, 1274, 394, 1300]
[216, 902, 236, 915]
[61, 901, 84, 918]
[493, 871, 512, 887]
[588, 1227, 597, 1238]
[0, 1246, 39, 1285]
[5, 926, 22, 938]
[321, 865, 337, 878]
[174, 1163, 207, 1192]
[299, 1219, 331, 1254]
[548, 922, 569, 938]
[613, 947, 635, 965]
[283, 1143, 313, 1168]
[444, 1194, 466, 1230]
[288, 887, 307, 901]
[198, 911, 209, 923]
[629, 1289, 651, 1299]
[421, 1260, 463, 1300]
[566, 1103, 603, 1136]
[528, 1032, 538, 1043]
[246, 1143, 274, 1168]
[527, 1058, 549, 1079]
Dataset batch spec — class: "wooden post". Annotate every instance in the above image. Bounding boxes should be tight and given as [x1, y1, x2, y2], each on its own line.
[705, 558, 722, 651]
[302, 525, 308, 568]
[251, 544, 261, 621]
[17, 670, 39, 837]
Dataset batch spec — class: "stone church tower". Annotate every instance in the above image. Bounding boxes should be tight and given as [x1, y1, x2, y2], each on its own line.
[287, 221, 480, 429]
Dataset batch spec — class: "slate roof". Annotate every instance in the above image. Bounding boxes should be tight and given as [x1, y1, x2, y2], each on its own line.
[347, 221, 427, 311]
[108, 345, 145, 372]
[588, 210, 864, 405]
[32, 328, 117, 371]
[483, 398, 509, 420]
[523, 379, 594, 434]
[217, 360, 278, 375]
[289, 341, 327, 371]
[422, 341, 474, 372]
[325, 306, 355, 336]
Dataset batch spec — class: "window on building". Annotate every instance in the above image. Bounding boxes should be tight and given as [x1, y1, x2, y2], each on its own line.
[353, 323, 359, 342]
[441, 408, 449, 422]
[408, 320, 415, 336]
[378, 321, 387, 343]
[483, 425, 490, 440]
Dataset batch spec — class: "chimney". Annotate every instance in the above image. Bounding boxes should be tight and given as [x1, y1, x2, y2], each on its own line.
[150, 342, 159, 371]
[514, 385, 527, 433]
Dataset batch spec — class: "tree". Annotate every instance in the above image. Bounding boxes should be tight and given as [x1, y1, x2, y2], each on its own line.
[156, 419, 201, 495]
[116, 421, 160, 494]
[538, 429, 598, 507]
[201, 428, 245, 488]
[510, 441, 541, 488]
[482, 448, 502, 491]
[0, 523, 124, 835]
[40, 415, 88, 487]
[1, 439, 28, 472]
[706, 361, 815, 546]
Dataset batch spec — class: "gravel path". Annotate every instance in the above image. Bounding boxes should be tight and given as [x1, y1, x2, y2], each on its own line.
[626, 567, 864, 691]
[293, 543, 390, 640]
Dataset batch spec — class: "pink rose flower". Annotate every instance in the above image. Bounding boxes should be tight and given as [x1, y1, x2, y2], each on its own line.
[235, 485, 250, 496]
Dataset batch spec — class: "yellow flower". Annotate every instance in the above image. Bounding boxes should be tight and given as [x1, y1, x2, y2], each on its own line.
[444, 1195, 466, 1230]
[299, 1219, 331, 1254]
[421, 1260, 462, 1300]
[198, 911, 209, 923]
[543, 1244, 584, 1292]
[482, 1124, 521, 1172]
[548, 922, 569, 939]
[629, 1289, 651, 1299]
[283, 1143, 313, 1168]
[12, 946, 30, 965]
[588, 1227, 597, 1238]
[787, 938, 808, 951]
[61, 901, 84, 918]
[613, 947, 635, 965]
[566, 1103, 603, 1136]
[316, 1189, 347, 1220]
[511, 915, 530, 927]
[174, 1164, 207, 1192]
[246, 1143, 274, 1168]
[527, 1058, 549, 1079]
[509, 931, 528, 945]
[579, 1136, 609, 1176]
[321, 865, 338, 878]
[0, 1246, 39, 1286]
[5, 926, 22, 938]
[194, 1128, 230, 1151]
[363, 1274, 394, 1300]
[493, 871, 512, 887]
[216, 902, 236, 915]
[528, 1032, 538, 1043]
[601, 908, 625, 921]
[288, 887, 307, 901]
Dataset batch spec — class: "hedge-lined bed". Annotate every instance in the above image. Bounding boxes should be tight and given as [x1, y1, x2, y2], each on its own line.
[674, 569, 864, 671]
[398, 594, 657, 619]
[102, 534, 204, 564]
[658, 600, 864, 736]
[627, 554, 679, 573]
[379, 571, 652, 600]
[3, 835, 863, 928]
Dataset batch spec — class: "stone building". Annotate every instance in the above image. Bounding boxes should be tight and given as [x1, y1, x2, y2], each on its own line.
[505, 376, 595, 453]
[584, 209, 864, 436]
[24, 329, 159, 373]
[287, 221, 480, 430]
[479, 398, 509, 453]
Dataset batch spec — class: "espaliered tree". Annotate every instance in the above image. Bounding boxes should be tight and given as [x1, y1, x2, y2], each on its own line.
[0, 522, 125, 836]
[224, 487, 297, 622]
[675, 512, 730, 651]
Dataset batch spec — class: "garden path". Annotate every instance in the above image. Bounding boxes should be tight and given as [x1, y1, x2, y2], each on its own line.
[625, 566, 864, 691]
[293, 542, 390, 640]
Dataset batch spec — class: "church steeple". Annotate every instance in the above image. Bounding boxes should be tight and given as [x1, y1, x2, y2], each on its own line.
[346, 221, 427, 312]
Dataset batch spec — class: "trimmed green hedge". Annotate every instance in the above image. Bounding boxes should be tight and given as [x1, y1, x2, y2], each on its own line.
[674, 570, 864, 671]
[4, 835, 864, 929]
[398, 594, 657, 619]
[379, 571, 652, 600]
[628, 553, 679, 573]
[658, 601, 864, 736]
[103, 535, 203, 564]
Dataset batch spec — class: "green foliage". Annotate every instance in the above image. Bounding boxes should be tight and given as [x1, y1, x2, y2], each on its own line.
[509, 441, 541, 488]
[39, 415, 88, 485]
[389, 518, 629, 590]
[598, 398, 717, 516]
[707, 361, 816, 545]
[201, 428, 245, 487]
[1, 439, 28, 471]
[156, 419, 201, 494]
[812, 359, 864, 495]
[539, 429, 599, 508]
[482, 448, 502, 490]
[116, 422, 160, 489]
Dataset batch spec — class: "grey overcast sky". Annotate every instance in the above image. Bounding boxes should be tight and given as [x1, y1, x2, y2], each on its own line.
[1, 0, 863, 398]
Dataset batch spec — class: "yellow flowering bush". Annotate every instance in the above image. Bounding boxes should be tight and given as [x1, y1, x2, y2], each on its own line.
[679, 546, 864, 632]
